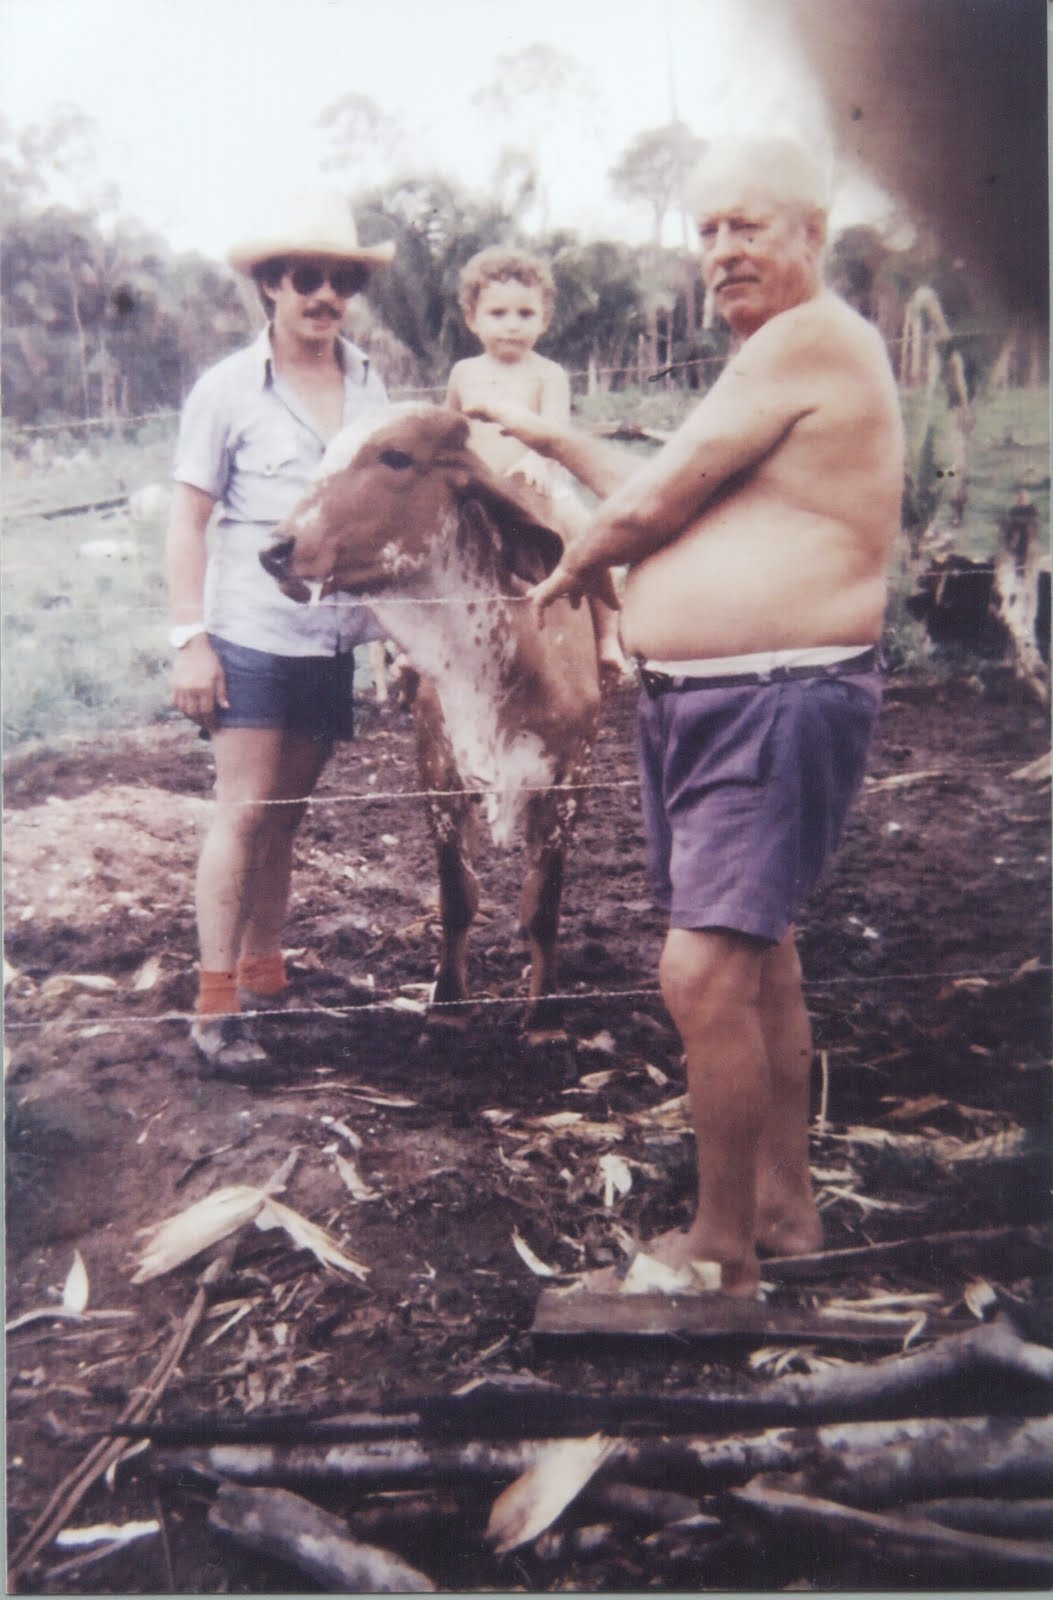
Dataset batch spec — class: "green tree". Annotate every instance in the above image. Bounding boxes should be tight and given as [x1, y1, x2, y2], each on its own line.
[473, 44, 597, 232]
[318, 92, 404, 189]
[610, 121, 705, 247]
[545, 238, 644, 388]
[355, 176, 517, 379]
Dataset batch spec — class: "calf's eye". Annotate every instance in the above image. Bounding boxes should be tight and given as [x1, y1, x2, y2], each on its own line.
[378, 448, 414, 471]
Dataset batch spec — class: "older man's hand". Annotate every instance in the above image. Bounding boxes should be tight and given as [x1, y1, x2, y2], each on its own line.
[529, 558, 621, 629]
[529, 559, 581, 624]
[465, 399, 558, 455]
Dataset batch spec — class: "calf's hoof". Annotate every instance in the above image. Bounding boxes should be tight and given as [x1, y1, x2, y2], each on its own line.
[524, 1025, 568, 1047]
[420, 1005, 472, 1036]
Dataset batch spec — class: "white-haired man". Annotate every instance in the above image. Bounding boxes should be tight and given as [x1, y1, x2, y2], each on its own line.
[166, 190, 395, 1074]
[473, 138, 905, 1294]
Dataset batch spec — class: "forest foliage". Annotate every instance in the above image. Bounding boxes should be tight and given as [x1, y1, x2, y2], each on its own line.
[1, 92, 1037, 439]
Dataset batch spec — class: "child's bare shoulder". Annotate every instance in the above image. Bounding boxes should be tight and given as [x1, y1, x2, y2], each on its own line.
[449, 354, 487, 380]
[533, 351, 567, 378]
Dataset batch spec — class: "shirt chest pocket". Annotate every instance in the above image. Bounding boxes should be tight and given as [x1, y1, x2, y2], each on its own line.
[227, 430, 312, 523]
[235, 432, 301, 482]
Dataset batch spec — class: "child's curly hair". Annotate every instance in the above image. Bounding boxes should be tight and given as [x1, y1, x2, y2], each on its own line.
[457, 246, 556, 320]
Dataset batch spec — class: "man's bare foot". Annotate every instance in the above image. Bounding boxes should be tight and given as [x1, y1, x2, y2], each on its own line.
[577, 1226, 760, 1298]
[756, 1205, 824, 1258]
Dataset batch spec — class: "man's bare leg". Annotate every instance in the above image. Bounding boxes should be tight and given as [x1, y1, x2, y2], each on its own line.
[647, 927, 770, 1295]
[196, 728, 332, 974]
[755, 930, 824, 1256]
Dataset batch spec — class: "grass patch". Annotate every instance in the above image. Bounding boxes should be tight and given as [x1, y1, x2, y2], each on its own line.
[2, 519, 173, 750]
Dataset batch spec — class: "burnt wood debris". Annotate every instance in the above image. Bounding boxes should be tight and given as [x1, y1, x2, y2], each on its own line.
[11, 1288, 1052, 1590]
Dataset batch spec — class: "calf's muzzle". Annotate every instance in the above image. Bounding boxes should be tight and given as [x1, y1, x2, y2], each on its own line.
[259, 536, 312, 604]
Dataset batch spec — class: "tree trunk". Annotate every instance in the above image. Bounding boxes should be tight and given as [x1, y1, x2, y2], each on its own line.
[731, 1482, 1053, 1586]
[993, 498, 1050, 705]
[1027, 327, 1046, 386]
[66, 257, 91, 420]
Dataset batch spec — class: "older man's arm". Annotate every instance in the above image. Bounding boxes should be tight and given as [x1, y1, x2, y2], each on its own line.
[480, 312, 818, 614]
[466, 398, 636, 499]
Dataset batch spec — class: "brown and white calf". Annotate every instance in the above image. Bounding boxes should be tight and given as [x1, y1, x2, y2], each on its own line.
[260, 404, 601, 1034]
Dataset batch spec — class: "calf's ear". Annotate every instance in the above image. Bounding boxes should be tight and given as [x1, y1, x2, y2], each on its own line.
[456, 472, 565, 584]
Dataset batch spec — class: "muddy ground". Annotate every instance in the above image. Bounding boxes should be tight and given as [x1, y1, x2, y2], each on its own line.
[4, 671, 1051, 1592]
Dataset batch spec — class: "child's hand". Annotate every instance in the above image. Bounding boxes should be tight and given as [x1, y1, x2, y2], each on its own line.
[505, 451, 552, 495]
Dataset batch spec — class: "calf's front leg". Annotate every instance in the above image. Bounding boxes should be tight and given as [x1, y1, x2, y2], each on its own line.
[519, 789, 575, 1041]
[410, 680, 478, 1015]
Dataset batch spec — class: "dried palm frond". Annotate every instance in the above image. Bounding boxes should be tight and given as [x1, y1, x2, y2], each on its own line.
[63, 1249, 90, 1314]
[749, 1344, 849, 1376]
[132, 1186, 266, 1283]
[334, 1153, 379, 1201]
[486, 1434, 617, 1552]
[946, 1127, 1033, 1165]
[628, 1095, 690, 1130]
[963, 1279, 999, 1320]
[255, 1198, 369, 1280]
[596, 1153, 633, 1208]
[512, 1231, 563, 1279]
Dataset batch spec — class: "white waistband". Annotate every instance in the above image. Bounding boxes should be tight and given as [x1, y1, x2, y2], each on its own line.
[640, 645, 873, 677]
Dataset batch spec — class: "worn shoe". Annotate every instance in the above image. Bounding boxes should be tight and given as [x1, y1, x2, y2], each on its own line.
[236, 986, 291, 1015]
[190, 1016, 271, 1079]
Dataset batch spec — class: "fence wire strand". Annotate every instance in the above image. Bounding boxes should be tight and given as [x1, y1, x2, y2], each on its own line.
[4, 961, 1048, 1041]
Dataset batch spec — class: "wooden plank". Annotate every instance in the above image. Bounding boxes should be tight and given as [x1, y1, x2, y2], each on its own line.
[531, 1290, 952, 1346]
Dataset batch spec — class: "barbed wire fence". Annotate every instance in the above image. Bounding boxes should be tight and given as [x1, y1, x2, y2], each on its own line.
[2, 342, 1047, 1044]
[5, 339, 944, 441]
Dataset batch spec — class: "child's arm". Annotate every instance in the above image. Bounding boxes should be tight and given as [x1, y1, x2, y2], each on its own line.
[505, 362, 572, 492]
[537, 362, 572, 427]
[445, 364, 466, 411]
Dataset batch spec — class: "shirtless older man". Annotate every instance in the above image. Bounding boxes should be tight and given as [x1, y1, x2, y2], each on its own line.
[473, 138, 904, 1295]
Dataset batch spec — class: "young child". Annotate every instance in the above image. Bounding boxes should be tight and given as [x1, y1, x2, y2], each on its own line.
[447, 247, 626, 687]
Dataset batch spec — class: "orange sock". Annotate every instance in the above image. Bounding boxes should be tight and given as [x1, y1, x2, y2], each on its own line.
[237, 952, 287, 996]
[196, 969, 239, 1017]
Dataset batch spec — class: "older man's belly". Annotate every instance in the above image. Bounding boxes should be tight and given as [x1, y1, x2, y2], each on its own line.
[620, 505, 888, 661]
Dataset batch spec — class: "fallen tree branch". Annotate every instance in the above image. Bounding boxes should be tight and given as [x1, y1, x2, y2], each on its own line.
[901, 1496, 1053, 1539]
[766, 1414, 1053, 1506]
[8, 1238, 242, 1589]
[10, 1155, 303, 1588]
[762, 1223, 1051, 1283]
[122, 1316, 1053, 1444]
[730, 1481, 1053, 1585]
[208, 1484, 435, 1592]
[155, 1414, 1053, 1504]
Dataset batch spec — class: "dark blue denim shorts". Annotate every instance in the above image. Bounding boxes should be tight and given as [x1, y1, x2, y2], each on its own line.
[636, 670, 882, 943]
[210, 636, 356, 741]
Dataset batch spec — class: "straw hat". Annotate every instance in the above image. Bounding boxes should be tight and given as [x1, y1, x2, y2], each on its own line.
[227, 187, 396, 275]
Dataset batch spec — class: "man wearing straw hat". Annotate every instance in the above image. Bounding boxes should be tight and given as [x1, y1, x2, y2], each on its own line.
[165, 188, 395, 1074]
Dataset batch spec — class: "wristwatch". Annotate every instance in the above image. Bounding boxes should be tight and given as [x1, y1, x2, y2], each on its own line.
[169, 622, 207, 650]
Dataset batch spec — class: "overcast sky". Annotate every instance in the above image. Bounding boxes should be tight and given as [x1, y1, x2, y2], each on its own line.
[1, 0, 894, 259]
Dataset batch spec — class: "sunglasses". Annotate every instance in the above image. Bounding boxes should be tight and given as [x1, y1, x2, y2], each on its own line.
[286, 261, 368, 298]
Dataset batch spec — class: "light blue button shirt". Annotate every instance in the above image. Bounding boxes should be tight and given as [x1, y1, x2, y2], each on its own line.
[173, 327, 388, 655]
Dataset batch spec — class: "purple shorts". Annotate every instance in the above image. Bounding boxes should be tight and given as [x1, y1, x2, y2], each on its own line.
[636, 669, 882, 943]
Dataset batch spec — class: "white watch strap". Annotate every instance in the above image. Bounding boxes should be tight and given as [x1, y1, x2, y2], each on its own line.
[170, 621, 207, 649]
